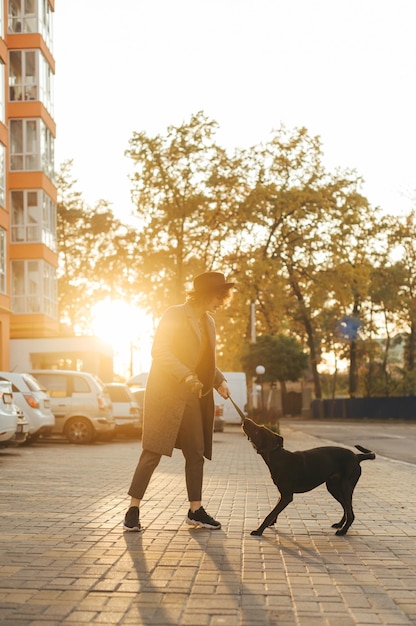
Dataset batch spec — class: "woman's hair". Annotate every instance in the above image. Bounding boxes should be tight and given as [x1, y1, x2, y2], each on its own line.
[186, 286, 233, 306]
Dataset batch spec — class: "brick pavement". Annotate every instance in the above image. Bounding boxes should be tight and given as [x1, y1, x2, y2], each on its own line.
[0, 422, 416, 625]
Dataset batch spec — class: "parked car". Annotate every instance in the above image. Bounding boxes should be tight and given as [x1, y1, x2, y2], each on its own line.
[0, 372, 55, 444]
[130, 387, 145, 427]
[104, 383, 142, 438]
[30, 370, 115, 445]
[214, 404, 225, 432]
[0, 381, 29, 447]
[11, 403, 30, 445]
[214, 372, 248, 424]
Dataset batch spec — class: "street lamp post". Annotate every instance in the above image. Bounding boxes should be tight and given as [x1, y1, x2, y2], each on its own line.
[255, 365, 266, 421]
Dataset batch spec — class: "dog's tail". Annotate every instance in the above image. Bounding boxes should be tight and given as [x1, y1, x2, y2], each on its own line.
[355, 444, 376, 462]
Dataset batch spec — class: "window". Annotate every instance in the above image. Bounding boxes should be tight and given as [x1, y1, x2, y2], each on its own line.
[40, 120, 54, 177]
[9, 50, 37, 101]
[39, 0, 53, 51]
[0, 61, 4, 124]
[8, 0, 36, 34]
[35, 374, 67, 397]
[9, 49, 54, 114]
[0, 0, 4, 38]
[39, 51, 54, 114]
[42, 260, 56, 316]
[73, 376, 91, 394]
[0, 228, 5, 294]
[11, 259, 57, 317]
[105, 385, 131, 402]
[10, 118, 55, 179]
[8, 0, 53, 49]
[10, 189, 56, 249]
[0, 143, 5, 208]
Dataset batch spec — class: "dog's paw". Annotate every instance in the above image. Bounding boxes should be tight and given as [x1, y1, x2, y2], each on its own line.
[250, 529, 264, 536]
[331, 522, 343, 529]
[335, 528, 348, 536]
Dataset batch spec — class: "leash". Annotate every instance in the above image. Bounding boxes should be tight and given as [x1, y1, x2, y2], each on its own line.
[228, 395, 246, 422]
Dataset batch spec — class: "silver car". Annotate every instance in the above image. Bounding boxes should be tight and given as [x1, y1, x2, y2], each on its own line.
[0, 372, 55, 444]
[0, 381, 29, 447]
[104, 383, 142, 438]
[31, 370, 115, 445]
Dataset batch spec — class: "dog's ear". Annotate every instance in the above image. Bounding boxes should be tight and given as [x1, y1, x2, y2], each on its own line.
[246, 427, 268, 453]
[272, 434, 284, 450]
[265, 430, 283, 452]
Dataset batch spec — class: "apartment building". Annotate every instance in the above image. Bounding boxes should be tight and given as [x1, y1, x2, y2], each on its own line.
[0, 0, 58, 370]
[0, 2, 113, 381]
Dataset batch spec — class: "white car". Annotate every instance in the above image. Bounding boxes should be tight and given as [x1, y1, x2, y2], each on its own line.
[104, 383, 142, 438]
[0, 372, 55, 444]
[0, 381, 29, 447]
[31, 370, 115, 444]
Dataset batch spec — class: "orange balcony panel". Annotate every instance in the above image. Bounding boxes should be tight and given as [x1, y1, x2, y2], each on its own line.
[9, 243, 57, 267]
[7, 101, 56, 135]
[6, 33, 55, 71]
[0, 310, 11, 370]
[0, 295, 12, 315]
[0, 209, 8, 229]
[7, 33, 43, 48]
[8, 172, 57, 201]
[0, 122, 7, 146]
[10, 314, 59, 339]
[0, 39, 7, 63]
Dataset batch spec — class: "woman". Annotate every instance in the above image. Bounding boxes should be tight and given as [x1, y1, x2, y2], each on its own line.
[123, 271, 234, 531]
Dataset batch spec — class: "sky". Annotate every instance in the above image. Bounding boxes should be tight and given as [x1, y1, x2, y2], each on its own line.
[53, 0, 416, 222]
[52, 0, 416, 378]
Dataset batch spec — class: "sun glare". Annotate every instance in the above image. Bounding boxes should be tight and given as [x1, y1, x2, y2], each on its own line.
[91, 299, 154, 380]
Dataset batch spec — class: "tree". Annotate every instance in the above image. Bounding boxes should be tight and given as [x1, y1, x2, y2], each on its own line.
[241, 334, 308, 395]
[236, 125, 377, 398]
[56, 160, 141, 333]
[362, 263, 406, 396]
[126, 112, 245, 318]
[125, 117, 389, 397]
[386, 210, 416, 389]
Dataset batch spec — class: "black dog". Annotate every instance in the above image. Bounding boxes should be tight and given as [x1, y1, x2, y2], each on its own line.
[243, 418, 375, 536]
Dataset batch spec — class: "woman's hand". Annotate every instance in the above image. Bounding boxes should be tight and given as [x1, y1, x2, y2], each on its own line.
[185, 374, 203, 397]
[216, 380, 230, 399]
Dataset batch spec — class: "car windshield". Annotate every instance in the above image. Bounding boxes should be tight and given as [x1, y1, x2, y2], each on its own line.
[0, 376, 17, 391]
[105, 386, 132, 402]
[0, 380, 12, 393]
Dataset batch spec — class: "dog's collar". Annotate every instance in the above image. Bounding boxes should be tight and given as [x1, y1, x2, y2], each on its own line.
[247, 439, 282, 454]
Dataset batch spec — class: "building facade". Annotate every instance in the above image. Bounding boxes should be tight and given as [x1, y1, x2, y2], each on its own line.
[0, 2, 114, 380]
[0, 0, 58, 370]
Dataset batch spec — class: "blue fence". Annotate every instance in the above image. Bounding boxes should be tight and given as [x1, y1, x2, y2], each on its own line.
[312, 397, 416, 420]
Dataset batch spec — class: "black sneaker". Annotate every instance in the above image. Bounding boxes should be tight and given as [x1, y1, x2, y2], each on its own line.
[123, 506, 142, 532]
[185, 506, 221, 529]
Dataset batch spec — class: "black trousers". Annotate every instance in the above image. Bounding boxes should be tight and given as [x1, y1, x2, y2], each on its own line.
[128, 396, 205, 502]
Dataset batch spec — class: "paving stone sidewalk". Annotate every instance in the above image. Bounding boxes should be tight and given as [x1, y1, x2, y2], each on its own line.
[0, 422, 416, 626]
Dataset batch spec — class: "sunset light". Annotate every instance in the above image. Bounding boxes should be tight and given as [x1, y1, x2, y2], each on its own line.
[91, 299, 154, 380]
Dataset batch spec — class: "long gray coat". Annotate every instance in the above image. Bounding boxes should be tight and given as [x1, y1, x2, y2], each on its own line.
[142, 302, 225, 460]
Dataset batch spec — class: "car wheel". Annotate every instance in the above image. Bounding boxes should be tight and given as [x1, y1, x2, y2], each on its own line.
[64, 417, 94, 444]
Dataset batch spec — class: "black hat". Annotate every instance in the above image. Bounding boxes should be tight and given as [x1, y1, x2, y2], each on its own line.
[193, 271, 235, 293]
